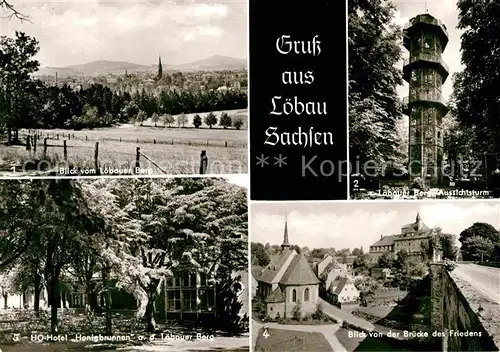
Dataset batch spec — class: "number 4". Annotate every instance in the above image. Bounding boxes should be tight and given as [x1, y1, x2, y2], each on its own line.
[263, 328, 270, 339]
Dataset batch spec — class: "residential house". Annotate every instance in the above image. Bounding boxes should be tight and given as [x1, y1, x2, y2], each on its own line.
[325, 277, 360, 306]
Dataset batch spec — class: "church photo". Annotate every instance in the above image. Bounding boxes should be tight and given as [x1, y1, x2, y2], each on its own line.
[349, 0, 500, 200]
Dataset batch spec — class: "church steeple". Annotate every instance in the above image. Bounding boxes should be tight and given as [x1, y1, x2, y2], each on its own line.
[281, 216, 290, 250]
[157, 55, 163, 80]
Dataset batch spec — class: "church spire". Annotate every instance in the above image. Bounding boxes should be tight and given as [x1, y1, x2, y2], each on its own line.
[416, 212, 422, 230]
[282, 216, 290, 250]
[157, 55, 163, 80]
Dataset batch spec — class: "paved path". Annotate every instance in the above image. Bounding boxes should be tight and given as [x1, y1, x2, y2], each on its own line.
[454, 264, 500, 304]
[252, 319, 346, 352]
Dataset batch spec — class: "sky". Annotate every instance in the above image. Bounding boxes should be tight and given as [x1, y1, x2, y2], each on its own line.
[225, 174, 248, 188]
[250, 202, 500, 251]
[392, 0, 463, 101]
[0, 0, 248, 67]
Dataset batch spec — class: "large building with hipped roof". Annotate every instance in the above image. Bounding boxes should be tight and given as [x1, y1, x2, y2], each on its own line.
[254, 220, 320, 319]
[368, 213, 433, 262]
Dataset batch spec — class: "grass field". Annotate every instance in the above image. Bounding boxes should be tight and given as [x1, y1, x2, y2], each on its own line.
[254, 328, 332, 352]
[0, 109, 248, 175]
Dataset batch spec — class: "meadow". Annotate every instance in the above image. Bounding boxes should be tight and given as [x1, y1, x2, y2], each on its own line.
[0, 109, 248, 176]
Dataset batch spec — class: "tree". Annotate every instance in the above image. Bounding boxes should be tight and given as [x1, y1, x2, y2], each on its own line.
[0, 31, 40, 143]
[348, 0, 403, 169]
[251, 242, 270, 267]
[219, 112, 232, 129]
[193, 114, 202, 128]
[162, 113, 174, 127]
[233, 117, 244, 130]
[136, 110, 147, 126]
[459, 222, 500, 261]
[204, 112, 218, 129]
[311, 248, 328, 259]
[377, 252, 393, 268]
[452, 1, 500, 155]
[151, 112, 159, 127]
[0, 1, 30, 22]
[176, 113, 188, 128]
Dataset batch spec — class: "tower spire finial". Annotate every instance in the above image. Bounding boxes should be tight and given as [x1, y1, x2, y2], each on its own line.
[282, 214, 290, 250]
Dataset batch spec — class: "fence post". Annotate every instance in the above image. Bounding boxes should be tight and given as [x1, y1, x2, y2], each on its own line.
[94, 142, 99, 171]
[63, 140, 68, 160]
[43, 138, 47, 159]
[86, 135, 87, 141]
[225, 141, 228, 148]
[136, 147, 140, 172]
[57, 134, 59, 140]
[172, 139, 174, 145]
[68, 134, 71, 141]
[199, 150, 208, 174]
[120, 137, 122, 142]
[137, 138, 139, 143]
[26, 136, 31, 151]
[189, 140, 191, 146]
[154, 139, 156, 144]
[33, 136, 37, 152]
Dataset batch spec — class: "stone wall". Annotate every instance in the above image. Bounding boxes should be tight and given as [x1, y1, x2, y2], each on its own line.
[430, 264, 499, 351]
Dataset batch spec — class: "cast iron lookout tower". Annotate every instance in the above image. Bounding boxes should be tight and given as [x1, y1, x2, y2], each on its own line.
[402, 13, 449, 186]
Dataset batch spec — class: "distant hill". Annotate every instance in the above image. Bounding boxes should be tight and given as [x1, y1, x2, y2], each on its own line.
[36, 55, 247, 78]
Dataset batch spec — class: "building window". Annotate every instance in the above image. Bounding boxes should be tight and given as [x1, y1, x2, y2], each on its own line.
[304, 288, 309, 302]
[167, 290, 181, 311]
[183, 290, 197, 311]
[292, 289, 297, 302]
[270, 307, 273, 311]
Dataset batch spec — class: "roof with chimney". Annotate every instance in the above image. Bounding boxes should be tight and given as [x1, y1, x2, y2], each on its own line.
[256, 219, 320, 286]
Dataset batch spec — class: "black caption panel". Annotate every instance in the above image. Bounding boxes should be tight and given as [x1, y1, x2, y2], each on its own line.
[249, 0, 347, 200]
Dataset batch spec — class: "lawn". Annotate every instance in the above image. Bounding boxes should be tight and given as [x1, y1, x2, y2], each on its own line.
[0, 110, 248, 175]
[254, 328, 331, 352]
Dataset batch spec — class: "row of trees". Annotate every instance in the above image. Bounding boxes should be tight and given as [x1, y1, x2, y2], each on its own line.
[0, 178, 248, 334]
[0, 31, 247, 140]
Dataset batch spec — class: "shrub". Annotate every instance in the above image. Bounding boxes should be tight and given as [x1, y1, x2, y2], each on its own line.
[233, 117, 244, 130]
[291, 301, 302, 321]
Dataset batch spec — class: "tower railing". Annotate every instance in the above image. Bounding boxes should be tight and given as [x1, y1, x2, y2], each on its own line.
[403, 52, 449, 74]
[404, 16, 449, 38]
[403, 91, 447, 106]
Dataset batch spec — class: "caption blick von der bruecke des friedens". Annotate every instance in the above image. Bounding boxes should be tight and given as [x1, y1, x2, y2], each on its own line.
[264, 35, 331, 148]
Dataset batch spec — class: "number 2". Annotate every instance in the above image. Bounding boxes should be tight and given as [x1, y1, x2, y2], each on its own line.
[353, 179, 359, 187]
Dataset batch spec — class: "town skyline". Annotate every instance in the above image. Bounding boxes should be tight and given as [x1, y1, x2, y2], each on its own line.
[251, 202, 500, 251]
[1, 0, 247, 67]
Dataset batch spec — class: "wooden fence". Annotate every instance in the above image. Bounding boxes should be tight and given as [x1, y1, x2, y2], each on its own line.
[25, 130, 244, 148]
[25, 135, 209, 175]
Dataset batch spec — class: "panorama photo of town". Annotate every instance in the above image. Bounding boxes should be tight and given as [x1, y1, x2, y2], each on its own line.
[0, 0, 247, 177]
[251, 202, 500, 352]
[349, 0, 500, 199]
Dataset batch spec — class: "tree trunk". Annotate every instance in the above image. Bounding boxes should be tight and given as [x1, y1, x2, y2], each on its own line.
[3, 292, 7, 309]
[7, 126, 11, 144]
[33, 269, 41, 314]
[102, 267, 113, 335]
[144, 282, 159, 333]
[48, 281, 59, 334]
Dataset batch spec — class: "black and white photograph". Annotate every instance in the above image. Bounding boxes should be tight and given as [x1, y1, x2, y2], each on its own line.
[0, 0, 248, 177]
[250, 201, 500, 351]
[349, 0, 500, 199]
[0, 175, 250, 351]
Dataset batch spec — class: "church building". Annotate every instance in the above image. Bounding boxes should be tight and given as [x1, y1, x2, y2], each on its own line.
[255, 220, 320, 319]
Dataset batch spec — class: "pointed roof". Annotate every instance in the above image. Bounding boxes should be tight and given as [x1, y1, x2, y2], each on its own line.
[255, 248, 295, 284]
[282, 219, 290, 249]
[265, 287, 285, 303]
[279, 253, 320, 285]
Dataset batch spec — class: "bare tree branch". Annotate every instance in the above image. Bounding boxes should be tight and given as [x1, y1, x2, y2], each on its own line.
[0, 0, 31, 23]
